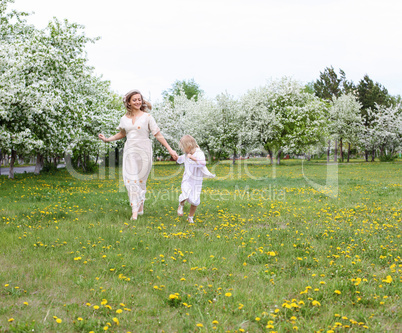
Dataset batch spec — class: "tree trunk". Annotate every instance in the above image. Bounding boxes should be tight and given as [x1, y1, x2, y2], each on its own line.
[327, 140, 330, 163]
[34, 153, 44, 175]
[232, 149, 236, 165]
[347, 143, 351, 163]
[334, 140, 338, 162]
[380, 145, 385, 158]
[9, 149, 17, 179]
[371, 148, 375, 162]
[340, 138, 344, 162]
[82, 154, 87, 172]
[115, 148, 119, 166]
[364, 150, 368, 162]
[276, 150, 282, 165]
[267, 148, 273, 165]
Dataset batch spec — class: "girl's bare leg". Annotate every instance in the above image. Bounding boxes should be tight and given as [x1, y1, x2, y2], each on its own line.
[177, 200, 186, 216]
[189, 205, 197, 217]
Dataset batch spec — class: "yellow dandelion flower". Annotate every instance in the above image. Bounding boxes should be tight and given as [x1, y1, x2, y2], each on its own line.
[196, 323, 204, 327]
[93, 305, 99, 310]
[23, 302, 29, 305]
[8, 318, 14, 322]
[334, 290, 341, 295]
[116, 309, 123, 314]
[225, 292, 232, 297]
[77, 317, 83, 321]
[112, 317, 119, 325]
[56, 318, 62, 323]
[312, 300, 321, 306]
[212, 320, 219, 324]
[382, 275, 392, 283]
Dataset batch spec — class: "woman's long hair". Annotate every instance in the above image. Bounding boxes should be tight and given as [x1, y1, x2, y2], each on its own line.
[123, 90, 148, 113]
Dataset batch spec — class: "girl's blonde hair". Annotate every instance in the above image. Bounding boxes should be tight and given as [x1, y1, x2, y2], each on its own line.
[179, 135, 199, 154]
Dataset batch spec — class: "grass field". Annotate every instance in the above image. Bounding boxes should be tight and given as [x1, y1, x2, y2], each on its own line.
[0, 159, 401, 332]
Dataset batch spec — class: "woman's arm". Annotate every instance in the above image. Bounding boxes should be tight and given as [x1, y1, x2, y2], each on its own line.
[98, 130, 126, 143]
[154, 131, 178, 160]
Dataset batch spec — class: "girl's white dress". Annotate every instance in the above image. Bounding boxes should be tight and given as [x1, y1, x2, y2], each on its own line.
[117, 113, 160, 211]
[177, 148, 215, 206]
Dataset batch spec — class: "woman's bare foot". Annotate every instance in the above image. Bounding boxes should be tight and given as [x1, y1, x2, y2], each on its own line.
[130, 211, 138, 220]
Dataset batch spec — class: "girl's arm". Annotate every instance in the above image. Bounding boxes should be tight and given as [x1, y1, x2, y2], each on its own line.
[154, 131, 178, 160]
[176, 155, 185, 164]
[187, 153, 206, 167]
[98, 131, 126, 142]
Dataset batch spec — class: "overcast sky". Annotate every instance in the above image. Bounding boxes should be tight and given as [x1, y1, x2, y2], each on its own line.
[10, 0, 402, 102]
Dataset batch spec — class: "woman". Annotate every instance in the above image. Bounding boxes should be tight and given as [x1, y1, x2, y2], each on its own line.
[99, 90, 178, 220]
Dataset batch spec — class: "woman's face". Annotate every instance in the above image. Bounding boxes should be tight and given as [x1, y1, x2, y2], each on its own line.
[129, 94, 142, 111]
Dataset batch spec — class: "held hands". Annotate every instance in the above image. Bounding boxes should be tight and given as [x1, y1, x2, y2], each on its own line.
[170, 150, 179, 161]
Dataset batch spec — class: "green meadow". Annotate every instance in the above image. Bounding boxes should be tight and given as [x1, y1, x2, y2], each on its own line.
[0, 160, 401, 332]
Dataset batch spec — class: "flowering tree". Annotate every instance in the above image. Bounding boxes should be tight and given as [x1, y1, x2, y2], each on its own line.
[374, 105, 402, 158]
[328, 94, 362, 162]
[358, 104, 402, 161]
[241, 77, 328, 164]
[0, 0, 119, 177]
[357, 75, 391, 161]
[206, 92, 244, 162]
[153, 91, 245, 162]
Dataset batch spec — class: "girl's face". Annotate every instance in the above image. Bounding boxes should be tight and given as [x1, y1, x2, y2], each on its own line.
[129, 94, 142, 111]
[184, 146, 196, 154]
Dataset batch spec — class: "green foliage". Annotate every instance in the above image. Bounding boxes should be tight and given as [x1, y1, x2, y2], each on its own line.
[357, 74, 391, 120]
[379, 153, 398, 162]
[162, 78, 204, 103]
[313, 66, 355, 101]
[41, 161, 59, 173]
[70, 152, 99, 174]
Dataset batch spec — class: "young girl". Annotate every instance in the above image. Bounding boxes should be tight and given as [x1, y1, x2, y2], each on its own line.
[177, 135, 215, 223]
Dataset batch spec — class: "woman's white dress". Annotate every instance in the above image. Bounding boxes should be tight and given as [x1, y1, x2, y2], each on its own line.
[117, 113, 160, 211]
[177, 148, 215, 206]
